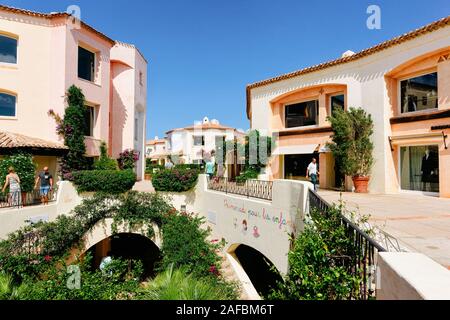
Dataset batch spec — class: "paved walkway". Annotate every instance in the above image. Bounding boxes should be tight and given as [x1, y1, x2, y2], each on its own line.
[318, 190, 450, 269]
[132, 180, 155, 193]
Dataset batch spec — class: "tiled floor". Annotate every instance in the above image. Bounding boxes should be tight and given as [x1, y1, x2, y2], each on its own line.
[318, 190, 450, 269]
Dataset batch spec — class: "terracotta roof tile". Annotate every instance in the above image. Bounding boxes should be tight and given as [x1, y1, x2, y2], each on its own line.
[146, 139, 166, 145]
[0, 4, 115, 45]
[166, 122, 243, 134]
[246, 15, 450, 119]
[0, 131, 68, 150]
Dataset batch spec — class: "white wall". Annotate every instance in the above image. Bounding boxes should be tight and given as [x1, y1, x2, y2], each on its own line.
[0, 181, 82, 239]
[160, 174, 312, 274]
[377, 252, 450, 300]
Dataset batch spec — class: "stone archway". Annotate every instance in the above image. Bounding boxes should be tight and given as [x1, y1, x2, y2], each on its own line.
[227, 243, 282, 297]
[67, 218, 162, 267]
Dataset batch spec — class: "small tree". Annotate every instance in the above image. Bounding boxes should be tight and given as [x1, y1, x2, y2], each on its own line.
[327, 107, 374, 178]
[49, 85, 90, 179]
[93, 142, 118, 170]
[0, 153, 36, 193]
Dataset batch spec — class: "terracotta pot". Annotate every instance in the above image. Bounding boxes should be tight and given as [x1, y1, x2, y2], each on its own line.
[352, 176, 370, 193]
[144, 174, 152, 181]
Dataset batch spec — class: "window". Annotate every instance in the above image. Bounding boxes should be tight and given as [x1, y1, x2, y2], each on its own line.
[193, 136, 204, 146]
[83, 106, 95, 136]
[400, 72, 437, 113]
[0, 35, 17, 64]
[78, 46, 96, 82]
[134, 118, 139, 141]
[139, 71, 144, 86]
[0, 92, 16, 117]
[330, 94, 345, 115]
[400, 145, 439, 193]
[285, 100, 318, 128]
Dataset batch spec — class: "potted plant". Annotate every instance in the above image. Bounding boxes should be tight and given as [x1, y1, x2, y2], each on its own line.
[327, 107, 374, 193]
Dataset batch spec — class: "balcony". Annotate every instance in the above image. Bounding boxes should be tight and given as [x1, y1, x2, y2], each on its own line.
[84, 136, 102, 157]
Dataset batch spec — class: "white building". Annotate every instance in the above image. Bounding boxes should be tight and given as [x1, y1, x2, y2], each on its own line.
[166, 117, 245, 164]
[145, 136, 168, 166]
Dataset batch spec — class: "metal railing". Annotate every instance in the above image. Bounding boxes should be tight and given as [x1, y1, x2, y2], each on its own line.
[308, 189, 386, 300]
[207, 177, 273, 201]
[0, 187, 58, 210]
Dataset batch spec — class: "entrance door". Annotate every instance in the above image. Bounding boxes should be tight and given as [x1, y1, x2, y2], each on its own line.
[284, 153, 319, 180]
[400, 145, 439, 193]
[334, 157, 345, 190]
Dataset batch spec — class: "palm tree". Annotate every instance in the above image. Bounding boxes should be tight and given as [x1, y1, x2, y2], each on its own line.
[140, 264, 234, 300]
[0, 272, 28, 300]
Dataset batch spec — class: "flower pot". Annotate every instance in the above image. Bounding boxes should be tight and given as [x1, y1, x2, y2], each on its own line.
[144, 173, 152, 181]
[352, 176, 370, 193]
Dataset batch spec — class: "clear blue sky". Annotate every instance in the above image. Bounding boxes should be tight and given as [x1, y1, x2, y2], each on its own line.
[4, 0, 450, 139]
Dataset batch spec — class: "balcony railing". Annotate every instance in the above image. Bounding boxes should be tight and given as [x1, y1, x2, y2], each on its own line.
[207, 177, 273, 201]
[308, 189, 386, 300]
[0, 187, 58, 210]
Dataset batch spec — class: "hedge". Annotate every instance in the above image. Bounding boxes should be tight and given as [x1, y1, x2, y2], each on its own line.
[152, 168, 199, 192]
[72, 169, 136, 193]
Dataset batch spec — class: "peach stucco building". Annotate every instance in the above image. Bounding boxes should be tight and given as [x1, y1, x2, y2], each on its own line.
[247, 16, 450, 198]
[0, 5, 147, 180]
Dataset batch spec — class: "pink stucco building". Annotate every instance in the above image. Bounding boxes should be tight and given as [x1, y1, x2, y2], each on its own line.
[0, 5, 147, 180]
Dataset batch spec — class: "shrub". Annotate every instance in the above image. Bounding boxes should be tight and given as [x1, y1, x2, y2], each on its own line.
[268, 205, 362, 300]
[72, 170, 136, 193]
[327, 107, 374, 177]
[152, 168, 199, 192]
[235, 168, 259, 183]
[145, 164, 164, 175]
[118, 149, 139, 170]
[140, 264, 236, 300]
[174, 164, 203, 171]
[93, 142, 118, 171]
[49, 85, 90, 179]
[0, 153, 36, 192]
[159, 213, 221, 278]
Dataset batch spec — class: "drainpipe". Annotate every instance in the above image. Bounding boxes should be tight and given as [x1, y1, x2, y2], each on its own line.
[108, 64, 113, 157]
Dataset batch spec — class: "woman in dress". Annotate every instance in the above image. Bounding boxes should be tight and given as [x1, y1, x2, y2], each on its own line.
[2, 166, 21, 207]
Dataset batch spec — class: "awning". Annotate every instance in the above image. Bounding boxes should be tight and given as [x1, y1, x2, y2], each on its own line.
[0, 130, 68, 156]
[388, 132, 448, 151]
[272, 144, 319, 155]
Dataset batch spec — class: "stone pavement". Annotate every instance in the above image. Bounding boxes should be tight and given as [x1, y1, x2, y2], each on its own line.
[317, 190, 450, 269]
[132, 180, 155, 193]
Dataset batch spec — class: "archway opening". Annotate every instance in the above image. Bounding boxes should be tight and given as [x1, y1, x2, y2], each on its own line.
[86, 233, 161, 279]
[233, 244, 282, 297]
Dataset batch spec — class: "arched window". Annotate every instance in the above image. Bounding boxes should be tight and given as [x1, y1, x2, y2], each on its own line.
[0, 34, 17, 64]
[0, 92, 17, 117]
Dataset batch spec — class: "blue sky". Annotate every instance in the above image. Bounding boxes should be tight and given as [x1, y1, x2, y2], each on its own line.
[4, 0, 450, 139]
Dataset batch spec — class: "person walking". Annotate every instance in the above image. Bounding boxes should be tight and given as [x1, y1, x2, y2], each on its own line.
[165, 158, 174, 169]
[306, 158, 319, 191]
[34, 166, 53, 205]
[2, 167, 21, 207]
[205, 158, 215, 180]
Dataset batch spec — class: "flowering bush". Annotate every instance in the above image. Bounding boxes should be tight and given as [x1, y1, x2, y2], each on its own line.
[152, 168, 199, 192]
[118, 149, 139, 170]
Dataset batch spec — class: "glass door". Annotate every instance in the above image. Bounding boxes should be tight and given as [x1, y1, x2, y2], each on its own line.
[400, 145, 439, 193]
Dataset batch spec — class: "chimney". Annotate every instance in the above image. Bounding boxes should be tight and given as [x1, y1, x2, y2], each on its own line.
[341, 50, 355, 58]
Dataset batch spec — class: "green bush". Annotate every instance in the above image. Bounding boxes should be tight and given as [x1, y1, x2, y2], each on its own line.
[327, 107, 374, 177]
[152, 168, 199, 192]
[174, 164, 204, 171]
[118, 149, 139, 170]
[140, 264, 236, 300]
[268, 205, 362, 300]
[73, 170, 136, 193]
[145, 164, 164, 174]
[235, 168, 259, 183]
[0, 153, 36, 192]
[93, 142, 118, 171]
[159, 213, 221, 278]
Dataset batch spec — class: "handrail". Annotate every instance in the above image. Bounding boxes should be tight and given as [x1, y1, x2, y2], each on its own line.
[308, 188, 386, 300]
[207, 177, 273, 201]
[0, 187, 58, 210]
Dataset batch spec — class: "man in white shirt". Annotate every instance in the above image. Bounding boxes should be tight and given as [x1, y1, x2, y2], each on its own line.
[306, 158, 319, 191]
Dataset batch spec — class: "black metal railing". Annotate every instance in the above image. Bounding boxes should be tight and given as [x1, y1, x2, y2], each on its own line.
[207, 177, 273, 201]
[0, 187, 58, 210]
[308, 189, 386, 300]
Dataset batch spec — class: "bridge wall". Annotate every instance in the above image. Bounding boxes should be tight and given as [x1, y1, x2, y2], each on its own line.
[162, 175, 313, 274]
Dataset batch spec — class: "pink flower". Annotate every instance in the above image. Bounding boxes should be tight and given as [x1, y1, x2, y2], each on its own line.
[44, 255, 52, 262]
[209, 265, 219, 276]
